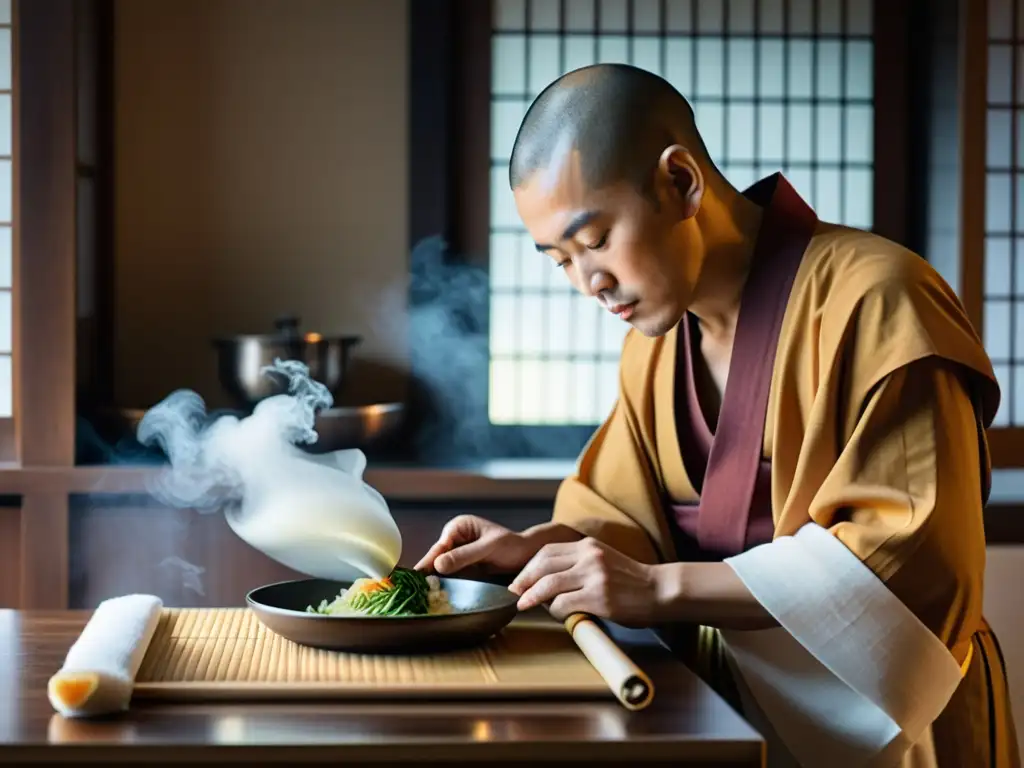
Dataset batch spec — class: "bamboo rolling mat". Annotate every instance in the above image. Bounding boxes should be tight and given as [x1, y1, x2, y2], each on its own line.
[131, 608, 613, 702]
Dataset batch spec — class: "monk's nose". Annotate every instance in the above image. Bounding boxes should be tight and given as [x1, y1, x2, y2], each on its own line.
[587, 270, 616, 298]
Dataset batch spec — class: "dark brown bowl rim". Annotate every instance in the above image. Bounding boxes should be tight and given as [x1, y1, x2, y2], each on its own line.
[211, 335, 362, 347]
[245, 576, 521, 622]
[318, 402, 405, 417]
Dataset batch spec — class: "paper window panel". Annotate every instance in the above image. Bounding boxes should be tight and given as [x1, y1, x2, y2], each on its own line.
[984, 0, 1024, 424]
[488, 0, 874, 425]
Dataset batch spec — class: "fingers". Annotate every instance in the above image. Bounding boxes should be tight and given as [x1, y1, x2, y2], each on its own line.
[508, 548, 577, 595]
[508, 539, 588, 594]
[432, 538, 497, 574]
[548, 590, 587, 621]
[413, 517, 479, 573]
[515, 568, 584, 611]
[414, 531, 459, 572]
[510, 537, 608, 615]
[414, 538, 451, 573]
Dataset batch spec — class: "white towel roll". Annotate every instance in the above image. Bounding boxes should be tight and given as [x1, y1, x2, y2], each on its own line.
[48, 594, 164, 718]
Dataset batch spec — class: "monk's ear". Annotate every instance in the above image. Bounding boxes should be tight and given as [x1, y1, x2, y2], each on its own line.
[656, 144, 703, 219]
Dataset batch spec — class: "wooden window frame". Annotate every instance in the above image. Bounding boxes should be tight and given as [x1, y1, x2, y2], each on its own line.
[959, 0, 1024, 467]
[0, 0, 16, 464]
[408, 0, 911, 462]
[8, 0, 112, 471]
[6, 0, 112, 608]
[11, 0, 78, 609]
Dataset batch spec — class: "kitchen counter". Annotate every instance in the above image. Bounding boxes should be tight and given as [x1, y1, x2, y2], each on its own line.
[1, 462, 1023, 551]
[0, 460, 572, 501]
[0, 610, 765, 765]
[6, 460, 1024, 503]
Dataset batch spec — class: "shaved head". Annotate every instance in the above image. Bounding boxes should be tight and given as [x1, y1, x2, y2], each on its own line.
[509, 63, 709, 197]
[507, 64, 730, 340]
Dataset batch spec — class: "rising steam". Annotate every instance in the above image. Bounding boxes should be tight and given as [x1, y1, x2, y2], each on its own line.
[136, 359, 333, 512]
[403, 235, 590, 462]
[71, 235, 589, 592]
[135, 359, 402, 582]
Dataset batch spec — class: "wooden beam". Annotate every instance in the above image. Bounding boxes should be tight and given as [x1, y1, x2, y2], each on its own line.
[15, 0, 78, 608]
[407, 0, 454, 252]
[0, 463, 569, 502]
[451, 0, 491, 264]
[986, 429, 1024, 468]
[958, 0, 987, 333]
[872, 0, 910, 246]
[14, 0, 76, 466]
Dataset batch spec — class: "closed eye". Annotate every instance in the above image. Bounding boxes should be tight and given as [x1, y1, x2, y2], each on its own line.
[587, 231, 609, 250]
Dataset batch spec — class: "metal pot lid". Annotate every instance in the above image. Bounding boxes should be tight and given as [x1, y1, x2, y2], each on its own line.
[212, 315, 362, 346]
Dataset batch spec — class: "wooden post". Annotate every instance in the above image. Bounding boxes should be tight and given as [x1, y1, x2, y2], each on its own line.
[872, 0, 911, 246]
[958, 0, 987, 334]
[15, 0, 77, 609]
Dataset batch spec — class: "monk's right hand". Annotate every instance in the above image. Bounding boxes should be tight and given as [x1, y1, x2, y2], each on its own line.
[414, 515, 537, 576]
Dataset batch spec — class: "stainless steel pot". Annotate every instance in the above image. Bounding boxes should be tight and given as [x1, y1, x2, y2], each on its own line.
[212, 315, 361, 406]
[94, 401, 405, 456]
[305, 402, 406, 453]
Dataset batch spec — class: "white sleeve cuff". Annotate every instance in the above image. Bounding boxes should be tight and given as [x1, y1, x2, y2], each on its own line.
[721, 522, 964, 767]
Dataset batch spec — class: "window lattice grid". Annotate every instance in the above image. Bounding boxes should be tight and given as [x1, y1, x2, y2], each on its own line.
[0, 0, 12, 419]
[489, 0, 874, 426]
[986, 0, 1024, 427]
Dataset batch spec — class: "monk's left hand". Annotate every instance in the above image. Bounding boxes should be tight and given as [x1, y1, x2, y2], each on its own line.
[508, 537, 662, 627]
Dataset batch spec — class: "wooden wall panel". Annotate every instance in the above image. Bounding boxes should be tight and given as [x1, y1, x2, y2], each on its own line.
[984, 547, 1024, 749]
[0, 505, 20, 607]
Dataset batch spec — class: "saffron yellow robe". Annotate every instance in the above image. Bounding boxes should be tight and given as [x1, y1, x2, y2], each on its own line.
[552, 222, 1019, 767]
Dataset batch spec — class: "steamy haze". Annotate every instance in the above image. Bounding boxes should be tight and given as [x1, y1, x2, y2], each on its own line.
[75, 234, 592, 597]
[135, 359, 336, 513]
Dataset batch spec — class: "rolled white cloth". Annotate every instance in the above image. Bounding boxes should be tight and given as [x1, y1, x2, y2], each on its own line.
[47, 594, 164, 718]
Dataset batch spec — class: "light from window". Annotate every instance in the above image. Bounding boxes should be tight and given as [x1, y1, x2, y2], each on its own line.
[0, 0, 12, 418]
[984, 0, 1024, 426]
[489, 0, 874, 426]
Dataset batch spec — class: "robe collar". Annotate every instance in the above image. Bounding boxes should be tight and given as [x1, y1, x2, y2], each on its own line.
[654, 173, 819, 533]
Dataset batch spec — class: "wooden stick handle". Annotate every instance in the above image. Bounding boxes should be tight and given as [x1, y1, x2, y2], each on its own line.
[563, 612, 655, 710]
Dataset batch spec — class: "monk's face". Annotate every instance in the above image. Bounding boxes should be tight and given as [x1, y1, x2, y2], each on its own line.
[512, 146, 704, 338]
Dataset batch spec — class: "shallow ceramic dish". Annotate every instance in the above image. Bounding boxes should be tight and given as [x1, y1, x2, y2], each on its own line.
[246, 577, 520, 654]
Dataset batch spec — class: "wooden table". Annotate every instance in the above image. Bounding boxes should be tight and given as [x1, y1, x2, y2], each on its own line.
[0, 610, 765, 765]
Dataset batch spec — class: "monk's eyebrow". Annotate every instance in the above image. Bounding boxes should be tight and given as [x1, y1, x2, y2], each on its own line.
[534, 210, 601, 252]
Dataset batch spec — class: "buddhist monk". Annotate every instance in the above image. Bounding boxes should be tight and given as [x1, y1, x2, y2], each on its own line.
[416, 63, 1019, 767]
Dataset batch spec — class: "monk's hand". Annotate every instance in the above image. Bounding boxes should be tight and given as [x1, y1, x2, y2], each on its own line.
[508, 538, 660, 628]
[414, 515, 538, 577]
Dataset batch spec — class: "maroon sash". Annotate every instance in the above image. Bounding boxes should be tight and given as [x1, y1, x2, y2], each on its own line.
[670, 174, 818, 557]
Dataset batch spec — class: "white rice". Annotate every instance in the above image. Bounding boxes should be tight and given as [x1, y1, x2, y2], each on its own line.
[310, 574, 452, 616]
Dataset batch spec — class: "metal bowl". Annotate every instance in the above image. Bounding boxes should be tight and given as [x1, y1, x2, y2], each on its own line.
[246, 577, 520, 653]
[305, 402, 406, 453]
[212, 315, 361, 406]
[87, 402, 405, 459]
